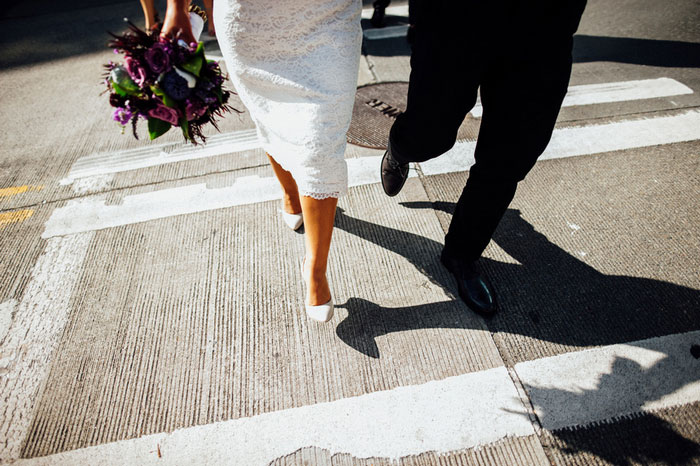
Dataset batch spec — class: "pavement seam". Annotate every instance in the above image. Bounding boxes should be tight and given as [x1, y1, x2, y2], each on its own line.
[414, 162, 557, 465]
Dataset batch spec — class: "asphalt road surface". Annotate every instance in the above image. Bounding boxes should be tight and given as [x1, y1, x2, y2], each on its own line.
[1, 0, 699, 464]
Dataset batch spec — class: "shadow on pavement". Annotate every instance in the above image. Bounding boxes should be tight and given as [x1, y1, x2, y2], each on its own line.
[0, 0, 164, 70]
[334, 204, 700, 359]
[362, 32, 700, 69]
[573, 34, 700, 68]
[517, 354, 700, 464]
[335, 202, 700, 463]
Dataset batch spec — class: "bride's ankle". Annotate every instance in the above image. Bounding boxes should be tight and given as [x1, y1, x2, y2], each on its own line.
[282, 192, 301, 214]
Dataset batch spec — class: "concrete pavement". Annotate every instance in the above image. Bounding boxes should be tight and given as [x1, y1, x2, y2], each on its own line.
[1, 0, 699, 464]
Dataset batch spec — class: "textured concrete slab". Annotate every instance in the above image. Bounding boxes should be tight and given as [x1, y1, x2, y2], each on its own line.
[540, 402, 700, 465]
[420, 140, 700, 363]
[21, 177, 502, 458]
[0, 206, 52, 304]
[0, 232, 94, 461]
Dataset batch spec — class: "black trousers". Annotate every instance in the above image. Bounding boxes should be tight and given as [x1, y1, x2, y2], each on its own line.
[389, 1, 586, 262]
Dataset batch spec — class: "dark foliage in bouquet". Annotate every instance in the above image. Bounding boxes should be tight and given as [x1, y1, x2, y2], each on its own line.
[104, 17, 239, 145]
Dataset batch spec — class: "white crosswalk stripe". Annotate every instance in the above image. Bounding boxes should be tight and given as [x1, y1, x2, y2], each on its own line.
[61, 78, 692, 187]
[14, 330, 700, 465]
[60, 129, 259, 184]
[44, 109, 700, 238]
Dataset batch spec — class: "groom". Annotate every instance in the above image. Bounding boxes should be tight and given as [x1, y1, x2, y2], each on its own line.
[381, 0, 587, 316]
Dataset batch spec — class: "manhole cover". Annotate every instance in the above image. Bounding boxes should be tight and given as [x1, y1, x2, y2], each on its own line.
[347, 82, 480, 150]
[347, 82, 409, 149]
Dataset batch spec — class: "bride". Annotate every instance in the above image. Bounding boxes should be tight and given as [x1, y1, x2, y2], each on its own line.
[162, 0, 362, 322]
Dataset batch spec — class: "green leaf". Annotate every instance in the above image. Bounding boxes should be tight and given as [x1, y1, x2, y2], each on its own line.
[181, 56, 203, 77]
[150, 85, 166, 97]
[150, 85, 177, 108]
[180, 115, 191, 142]
[148, 117, 171, 140]
[111, 81, 129, 97]
[195, 42, 205, 58]
[110, 67, 140, 93]
[162, 94, 178, 108]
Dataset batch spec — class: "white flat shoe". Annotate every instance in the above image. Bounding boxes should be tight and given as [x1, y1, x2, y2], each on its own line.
[301, 258, 334, 322]
[280, 209, 303, 231]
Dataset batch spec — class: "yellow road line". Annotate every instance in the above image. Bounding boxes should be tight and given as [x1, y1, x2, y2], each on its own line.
[0, 185, 43, 198]
[0, 209, 34, 228]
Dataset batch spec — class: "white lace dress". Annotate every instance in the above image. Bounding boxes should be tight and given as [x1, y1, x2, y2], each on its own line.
[213, 0, 362, 199]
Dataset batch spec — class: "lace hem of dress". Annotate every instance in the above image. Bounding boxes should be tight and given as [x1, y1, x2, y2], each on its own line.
[299, 190, 343, 200]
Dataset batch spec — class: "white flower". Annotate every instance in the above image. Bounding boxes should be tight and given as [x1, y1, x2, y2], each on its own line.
[174, 67, 197, 88]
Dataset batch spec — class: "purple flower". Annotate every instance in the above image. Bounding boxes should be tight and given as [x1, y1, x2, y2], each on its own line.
[124, 56, 148, 87]
[148, 103, 180, 125]
[185, 98, 207, 121]
[144, 43, 170, 74]
[161, 70, 190, 100]
[113, 107, 132, 125]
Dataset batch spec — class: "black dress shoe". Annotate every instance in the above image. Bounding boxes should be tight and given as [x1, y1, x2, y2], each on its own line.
[440, 250, 496, 317]
[381, 147, 409, 197]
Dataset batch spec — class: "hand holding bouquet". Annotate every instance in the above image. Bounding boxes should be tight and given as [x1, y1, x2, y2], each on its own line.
[104, 7, 238, 144]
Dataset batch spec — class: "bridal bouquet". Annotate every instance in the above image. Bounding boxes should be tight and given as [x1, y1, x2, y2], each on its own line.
[104, 10, 236, 144]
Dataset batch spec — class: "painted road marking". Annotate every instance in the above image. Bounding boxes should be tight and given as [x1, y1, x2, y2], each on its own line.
[15, 330, 700, 465]
[469, 77, 693, 117]
[61, 78, 691, 184]
[363, 25, 409, 41]
[43, 156, 407, 238]
[0, 209, 34, 228]
[16, 367, 534, 465]
[361, 4, 409, 20]
[44, 109, 700, 238]
[420, 108, 700, 176]
[0, 232, 95, 462]
[60, 129, 259, 184]
[0, 185, 43, 198]
[515, 330, 700, 430]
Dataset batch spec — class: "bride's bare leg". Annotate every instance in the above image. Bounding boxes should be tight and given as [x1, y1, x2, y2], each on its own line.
[267, 153, 301, 214]
[301, 196, 336, 306]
